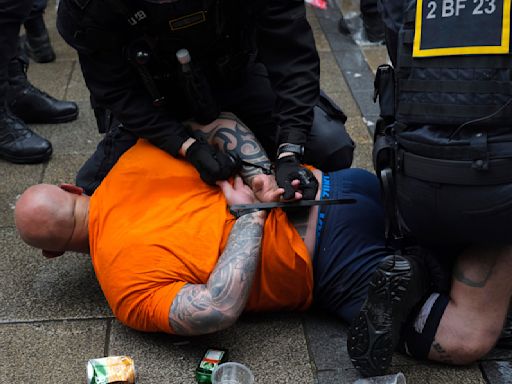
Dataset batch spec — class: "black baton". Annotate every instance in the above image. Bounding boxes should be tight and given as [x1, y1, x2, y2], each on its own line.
[230, 198, 356, 211]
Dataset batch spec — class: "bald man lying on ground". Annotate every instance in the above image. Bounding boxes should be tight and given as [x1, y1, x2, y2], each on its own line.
[14, 114, 512, 376]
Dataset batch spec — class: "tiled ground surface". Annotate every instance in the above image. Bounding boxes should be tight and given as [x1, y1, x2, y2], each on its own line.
[1, 1, 510, 383]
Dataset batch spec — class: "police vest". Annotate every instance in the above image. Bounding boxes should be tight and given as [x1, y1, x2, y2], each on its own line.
[106, 0, 253, 79]
[396, 0, 512, 127]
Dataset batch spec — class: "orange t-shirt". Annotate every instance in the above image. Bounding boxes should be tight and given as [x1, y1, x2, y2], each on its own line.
[89, 140, 313, 333]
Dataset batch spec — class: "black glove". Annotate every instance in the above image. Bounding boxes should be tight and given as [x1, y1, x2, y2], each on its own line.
[185, 139, 239, 185]
[275, 155, 319, 200]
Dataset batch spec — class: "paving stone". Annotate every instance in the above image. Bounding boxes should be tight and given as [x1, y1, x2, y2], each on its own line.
[320, 51, 351, 96]
[352, 90, 380, 119]
[481, 361, 512, 383]
[361, 46, 391, 74]
[65, 60, 91, 102]
[26, 60, 74, 101]
[309, 10, 332, 53]
[0, 228, 110, 322]
[0, 162, 44, 194]
[44, 0, 79, 61]
[346, 117, 372, 145]
[303, 311, 353, 371]
[42, 102, 103, 156]
[42, 153, 92, 185]
[395, 364, 486, 383]
[317, 368, 361, 384]
[109, 313, 315, 384]
[0, 164, 44, 228]
[0, 320, 106, 384]
[352, 142, 373, 172]
[328, 91, 362, 119]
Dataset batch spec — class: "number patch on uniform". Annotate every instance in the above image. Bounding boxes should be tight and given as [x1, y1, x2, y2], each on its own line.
[413, 0, 511, 56]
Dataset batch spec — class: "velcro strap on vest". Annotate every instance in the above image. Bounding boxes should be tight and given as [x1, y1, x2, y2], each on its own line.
[398, 102, 501, 119]
[401, 151, 512, 185]
[399, 79, 512, 94]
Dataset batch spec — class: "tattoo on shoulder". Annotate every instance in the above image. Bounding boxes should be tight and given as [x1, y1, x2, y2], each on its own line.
[431, 340, 453, 364]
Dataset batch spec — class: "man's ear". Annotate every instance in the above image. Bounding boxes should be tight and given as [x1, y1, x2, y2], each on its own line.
[42, 250, 65, 258]
[59, 183, 84, 195]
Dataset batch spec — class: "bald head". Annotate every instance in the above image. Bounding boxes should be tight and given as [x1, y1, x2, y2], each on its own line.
[15, 184, 88, 255]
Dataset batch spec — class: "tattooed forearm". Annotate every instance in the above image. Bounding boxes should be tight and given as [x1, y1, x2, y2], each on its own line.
[188, 113, 273, 186]
[431, 341, 454, 364]
[169, 211, 266, 335]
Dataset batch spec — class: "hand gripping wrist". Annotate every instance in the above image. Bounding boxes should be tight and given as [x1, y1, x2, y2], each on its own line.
[275, 155, 318, 200]
[185, 138, 239, 185]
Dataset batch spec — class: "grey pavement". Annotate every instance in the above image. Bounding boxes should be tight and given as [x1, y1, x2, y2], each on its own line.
[1, 1, 509, 383]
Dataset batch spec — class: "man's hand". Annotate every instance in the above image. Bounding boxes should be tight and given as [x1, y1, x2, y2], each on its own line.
[275, 155, 319, 200]
[217, 176, 258, 206]
[185, 138, 240, 185]
[250, 174, 302, 202]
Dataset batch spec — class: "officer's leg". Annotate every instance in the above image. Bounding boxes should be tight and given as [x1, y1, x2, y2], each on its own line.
[76, 109, 137, 195]
[360, 0, 385, 42]
[23, 0, 55, 63]
[0, 0, 52, 164]
[402, 246, 512, 365]
[218, 64, 354, 171]
[303, 92, 354, 172]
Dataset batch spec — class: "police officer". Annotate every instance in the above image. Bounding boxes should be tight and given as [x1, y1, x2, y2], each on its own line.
[346, 0, 512, 376]
[56, 0, 354, 196]
[0, 0, 78, 164]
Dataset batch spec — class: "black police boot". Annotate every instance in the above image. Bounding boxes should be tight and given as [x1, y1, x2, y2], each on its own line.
[347, 252, 430, 377]
[0, 107, 52, 164]
[361, 13, 385, 43]
[7, 57, 78, 124]
[22, 14, 56, 63]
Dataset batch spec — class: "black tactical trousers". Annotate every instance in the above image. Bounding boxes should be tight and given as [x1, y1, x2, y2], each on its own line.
[0, 0, 34, 104]
[77, 63, 354, 195]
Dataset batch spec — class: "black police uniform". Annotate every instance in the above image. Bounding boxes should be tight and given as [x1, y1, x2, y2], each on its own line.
[374, 0, 512, 246]
[57, 0, 354, 195]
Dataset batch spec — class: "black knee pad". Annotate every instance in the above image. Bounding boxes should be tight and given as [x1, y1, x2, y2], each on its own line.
[304, 92, 355, 171]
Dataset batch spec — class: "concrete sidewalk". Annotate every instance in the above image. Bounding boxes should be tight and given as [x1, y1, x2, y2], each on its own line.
[1, 1, 510, 382]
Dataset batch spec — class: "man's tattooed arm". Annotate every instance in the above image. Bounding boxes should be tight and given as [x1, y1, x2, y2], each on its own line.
[169, 210, 266, 335]
[186, 113, 273, 187]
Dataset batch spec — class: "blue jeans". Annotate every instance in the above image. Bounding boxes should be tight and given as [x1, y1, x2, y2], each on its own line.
[313, 168, 391, 323]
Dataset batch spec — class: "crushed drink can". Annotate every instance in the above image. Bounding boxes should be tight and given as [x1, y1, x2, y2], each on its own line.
[87, 356, 136, 384]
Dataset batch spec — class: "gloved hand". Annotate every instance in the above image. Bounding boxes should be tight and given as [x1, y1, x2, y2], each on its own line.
[275, 155, 319, 200]
[185, 139, 239, 185]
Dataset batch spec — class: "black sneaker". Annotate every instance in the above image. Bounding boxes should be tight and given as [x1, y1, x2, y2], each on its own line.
[347, 253, 429, 377]
[0, 108, 52, 164]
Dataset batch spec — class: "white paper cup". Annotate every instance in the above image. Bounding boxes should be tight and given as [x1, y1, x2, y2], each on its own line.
[211, 362, 255, 384]
[353, 372, 406, 384]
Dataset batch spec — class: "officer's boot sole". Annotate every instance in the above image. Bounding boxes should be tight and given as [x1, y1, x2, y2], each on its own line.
[22, 110, 79, 125]
[347, 255, 412, 377]
[0, 146, 52, 164]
